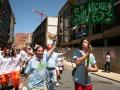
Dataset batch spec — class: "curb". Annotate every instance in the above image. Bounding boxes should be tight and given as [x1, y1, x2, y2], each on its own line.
[65, 61, 120, 83]
[91, 73, 120, 83]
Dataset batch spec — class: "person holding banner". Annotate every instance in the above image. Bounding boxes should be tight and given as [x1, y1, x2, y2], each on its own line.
[0, 48, 22, 90]
[10, 49, 21, 90]
[1, 48, 11, 89]
[73, 38, 98, 90]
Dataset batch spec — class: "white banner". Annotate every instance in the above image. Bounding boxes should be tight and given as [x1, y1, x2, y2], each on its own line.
[0, 58, 20, 75]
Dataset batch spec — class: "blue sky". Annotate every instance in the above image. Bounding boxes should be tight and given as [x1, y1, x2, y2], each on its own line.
[9, 0, 67, 33]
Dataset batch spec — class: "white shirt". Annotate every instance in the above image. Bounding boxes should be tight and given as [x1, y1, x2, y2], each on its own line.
[20, 50, 27, 62]
[56, 57, 64, 66]
[106, 55, 110, 62]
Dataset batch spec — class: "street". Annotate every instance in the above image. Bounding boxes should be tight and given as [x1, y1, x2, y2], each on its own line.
[55, 66, 120, 90]
[5, 65, 120, 90]
[0, 0, 120, 90]
[55, 66, 74, 90]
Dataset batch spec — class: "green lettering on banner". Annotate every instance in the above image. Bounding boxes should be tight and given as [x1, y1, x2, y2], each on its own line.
[88, 0, 114, 24]
[71, 0, 114, 26]
[71, 4, 89, 26]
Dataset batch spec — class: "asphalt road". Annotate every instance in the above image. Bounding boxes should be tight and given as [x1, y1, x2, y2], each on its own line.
[18, 66, 120, 90]
[55, 66, 120, 90]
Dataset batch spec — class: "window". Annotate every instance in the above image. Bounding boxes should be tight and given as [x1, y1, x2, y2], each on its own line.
[92, 24, 102, 34]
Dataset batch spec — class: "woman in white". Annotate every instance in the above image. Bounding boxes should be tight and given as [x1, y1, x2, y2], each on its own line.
[0, 48, 11, 89]
[104, 52, 111, 73]
[11, 49, 21, 90]
[20, 46, 33, 74]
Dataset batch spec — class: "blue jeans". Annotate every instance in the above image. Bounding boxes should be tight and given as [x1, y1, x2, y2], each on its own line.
[46, 69, 57, 90]
[31, 86, 47, 90]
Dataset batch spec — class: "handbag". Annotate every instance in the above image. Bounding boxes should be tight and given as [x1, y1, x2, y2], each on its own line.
[72, 67, 77, 77]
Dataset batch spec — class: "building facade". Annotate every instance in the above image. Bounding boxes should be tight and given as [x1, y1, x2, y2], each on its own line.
[32, 17, 58, 47]
[15, 33, 32, 49]
[57, 0, 120, 73]
[0, 0, 15, 48]
[57, 1, 72, 47]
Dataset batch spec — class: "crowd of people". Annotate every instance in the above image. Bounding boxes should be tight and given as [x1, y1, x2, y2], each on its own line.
[0, 40, 66, 90]
[0, 38, 99, 90]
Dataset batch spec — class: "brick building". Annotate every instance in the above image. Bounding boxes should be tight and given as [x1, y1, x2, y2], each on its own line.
[15, 33, 32, 49]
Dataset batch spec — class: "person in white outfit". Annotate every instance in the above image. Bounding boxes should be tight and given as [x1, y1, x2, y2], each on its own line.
[104, 52, 111, 73]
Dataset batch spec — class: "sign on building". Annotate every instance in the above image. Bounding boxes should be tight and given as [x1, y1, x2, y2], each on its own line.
[71, 0, 114, 26]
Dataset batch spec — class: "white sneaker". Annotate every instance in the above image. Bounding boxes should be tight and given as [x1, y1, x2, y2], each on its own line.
[23, 86, 28, 90]
[56, 82, 59, 87]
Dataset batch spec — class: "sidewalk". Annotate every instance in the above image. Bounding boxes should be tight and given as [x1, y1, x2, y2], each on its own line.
[64, 61, 120, 83]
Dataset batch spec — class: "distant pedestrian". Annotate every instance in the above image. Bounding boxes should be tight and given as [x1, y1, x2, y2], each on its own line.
[104, 52, 111, 73]
[56, 50, 65, 86]
[46, 44, 69, 89]
[73, 38, 98, 90]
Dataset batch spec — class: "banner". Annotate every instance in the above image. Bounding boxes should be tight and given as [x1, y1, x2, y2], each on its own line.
[71, 0, 114, 26]
[0, 58, 20, 75]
